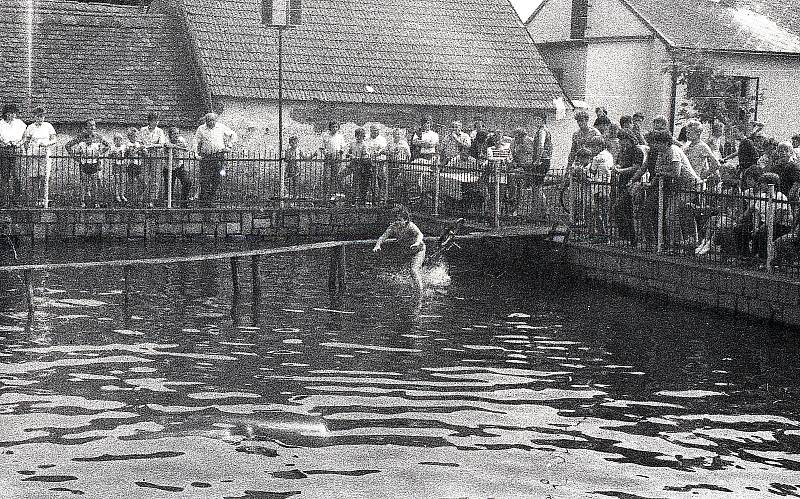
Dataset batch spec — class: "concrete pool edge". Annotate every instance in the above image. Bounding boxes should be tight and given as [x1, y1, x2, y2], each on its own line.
[566, 242, 800, 327]
[1, 206, 396, 242]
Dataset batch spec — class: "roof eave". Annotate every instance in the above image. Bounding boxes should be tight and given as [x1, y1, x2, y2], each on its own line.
[524, 0, 552, 25]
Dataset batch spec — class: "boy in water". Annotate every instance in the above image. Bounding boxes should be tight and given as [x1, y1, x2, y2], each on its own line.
[373, 209, 426, 292]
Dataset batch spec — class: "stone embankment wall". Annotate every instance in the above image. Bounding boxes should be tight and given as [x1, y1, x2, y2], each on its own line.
[1, 207, 393, 242]
[567, 242, 800, 327]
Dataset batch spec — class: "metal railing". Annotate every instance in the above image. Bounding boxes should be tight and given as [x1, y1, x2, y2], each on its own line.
[564, 173, 800, 278]
[0, 147, 562, 226]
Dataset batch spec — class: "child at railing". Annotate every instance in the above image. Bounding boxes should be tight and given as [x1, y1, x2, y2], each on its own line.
[108, 133, 127, 204]
[284, 135, 314, 199]
[565, 147, 593, 227]
[124, 127, 145, 206]
[165, 127, 193, 208]
[65, 119, 110, 208]
[587, 136, 612, 239]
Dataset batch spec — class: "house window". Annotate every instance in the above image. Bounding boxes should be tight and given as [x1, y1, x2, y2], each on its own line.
[684, 71, 759, 123]
[570, 0, 589, 39]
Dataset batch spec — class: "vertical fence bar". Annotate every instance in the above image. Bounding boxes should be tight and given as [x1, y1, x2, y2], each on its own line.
[382, 160, 389, 205]
[657, 177, 665, 254]
[433, 162, 440, 216]
[766, 183, 775, 273]
[568, 171, 575, 225]
[166, 147, 173, 209]
[493, 160, 500, 228]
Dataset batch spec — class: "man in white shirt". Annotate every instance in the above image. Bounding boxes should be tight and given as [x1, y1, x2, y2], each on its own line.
[195, 112, 237, 206]
[320, 121, 346, 198]
[139, 112, 168, 207]
[364, 124, 388, 201]
[0, 103, 27, 207]
[411, 116, 439, 162]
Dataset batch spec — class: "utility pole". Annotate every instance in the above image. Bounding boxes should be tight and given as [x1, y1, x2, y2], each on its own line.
[263, 0, 301, 202]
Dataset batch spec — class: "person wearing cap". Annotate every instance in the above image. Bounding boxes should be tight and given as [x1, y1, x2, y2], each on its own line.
[0, 103, 26, 207]
[321, 121, 346, 198]
[440, 121, 471, 166]
[194, 112, 237, 206]
[566, 110, 602, 170]
[21, 106, 56, 207]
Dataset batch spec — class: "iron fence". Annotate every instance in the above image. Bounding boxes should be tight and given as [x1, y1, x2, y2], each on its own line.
[0, 147, 562, 225]
[564, 173, 800, 278]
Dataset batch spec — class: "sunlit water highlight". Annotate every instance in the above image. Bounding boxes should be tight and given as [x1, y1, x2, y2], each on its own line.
[0, 246, 799, 498]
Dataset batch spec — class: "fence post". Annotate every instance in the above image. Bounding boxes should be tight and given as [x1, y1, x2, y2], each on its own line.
[382, 161, 389, 205]
[166, 147, 173, 209]
[568, 171, 575, 225]
[657, 176, 665, 254]
[433, 162, 440, 216]
[278, 151, 286, 208]
[766, 183, 775, 273]
[493, 160, 500, 228]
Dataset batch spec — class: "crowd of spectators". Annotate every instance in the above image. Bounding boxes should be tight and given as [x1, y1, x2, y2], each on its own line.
[0, 103, 557, 210]
[565, 106, 800, 267]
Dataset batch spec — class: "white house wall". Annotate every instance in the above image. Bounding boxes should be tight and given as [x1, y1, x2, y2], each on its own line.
[536, 44, 588, 101]
[587, 0, 651, 38]
[526, 0, 573, 43]
[585, 40, 653, 117]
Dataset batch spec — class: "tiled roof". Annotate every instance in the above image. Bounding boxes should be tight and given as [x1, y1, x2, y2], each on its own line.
[179, 0, 564, 109]
[622, 0, 800, 54]
[0, 0, 205, 125]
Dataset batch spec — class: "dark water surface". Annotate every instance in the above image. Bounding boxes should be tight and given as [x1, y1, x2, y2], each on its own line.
[1, 243, 800, 498]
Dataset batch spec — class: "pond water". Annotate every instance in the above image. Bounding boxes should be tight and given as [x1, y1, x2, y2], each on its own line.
[1, 244, 800, 498]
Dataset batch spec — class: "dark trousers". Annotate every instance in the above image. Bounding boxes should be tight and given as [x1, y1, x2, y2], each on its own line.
[353, 159, 374, 204]
[162, 167, 193, 208]
[0, 146, 20, 207]
[199, 153, 225, 206]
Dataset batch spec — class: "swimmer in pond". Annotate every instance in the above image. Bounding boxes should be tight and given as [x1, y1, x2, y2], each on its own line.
[373, 209, 426, 292]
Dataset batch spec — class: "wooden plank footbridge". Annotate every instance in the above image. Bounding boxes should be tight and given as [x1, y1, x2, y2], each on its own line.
[0, 220, 555, 319]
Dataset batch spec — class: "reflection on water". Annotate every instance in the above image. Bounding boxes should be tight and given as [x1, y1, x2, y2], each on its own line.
[1, 245, 800, 498]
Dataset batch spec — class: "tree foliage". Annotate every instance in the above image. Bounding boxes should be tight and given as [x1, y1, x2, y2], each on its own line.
[666, 50, 761, 129]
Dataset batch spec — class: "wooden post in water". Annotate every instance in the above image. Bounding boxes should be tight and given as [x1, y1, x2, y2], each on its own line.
[251, 255, 261, 325]
[231, 257, 240, 295]
[328, 244, 346, 296]
[23, 269, 34, 318]
[123, 265, 130, 310]
[251, 255, 261, 296]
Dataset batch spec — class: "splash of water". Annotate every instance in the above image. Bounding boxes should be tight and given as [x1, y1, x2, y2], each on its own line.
[423, 261, 451, 287]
